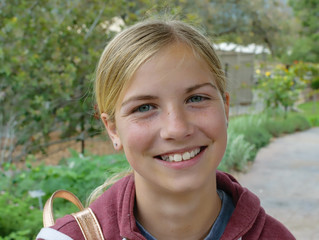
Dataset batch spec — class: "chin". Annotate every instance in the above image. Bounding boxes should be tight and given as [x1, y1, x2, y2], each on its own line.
[160, 171, 217, 194]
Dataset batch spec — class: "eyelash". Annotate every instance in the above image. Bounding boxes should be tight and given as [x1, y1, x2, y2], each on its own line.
[186, 95, 210, 103]
[131, 95, 210, 114]
[132, 104, 155, 113]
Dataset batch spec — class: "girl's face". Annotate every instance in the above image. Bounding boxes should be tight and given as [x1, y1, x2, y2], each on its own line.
[102, 43, 229, 193]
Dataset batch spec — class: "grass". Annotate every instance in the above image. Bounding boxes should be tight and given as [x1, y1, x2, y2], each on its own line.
[297, 101, 319, 126]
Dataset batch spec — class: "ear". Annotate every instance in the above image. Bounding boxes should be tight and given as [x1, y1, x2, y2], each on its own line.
[224, 92, 230, 123]
[100, 113, 122, 150]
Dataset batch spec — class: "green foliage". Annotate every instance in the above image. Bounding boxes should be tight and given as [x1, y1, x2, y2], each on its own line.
[0, 151, 129, 238]
[219, 111, 311, 172]
[298, 101, 319, 126]
[229, 114, 272, 150]
[1, 0, 169, 164]
[290, 62, 319, 90]
[287, 0, 319, 62]
[0, 230, 32, 240]
[311, 80, 319, 90]
[219, 130, 255, 172]
[219, 114, 271, 172]
[284, 36, 319, 63]
[263, 112, 311, 135]
[192, 0, 296, 57]
[255, 64, 306, 113]
[0, 192, 42, 239]
[2, 151, 129, 202]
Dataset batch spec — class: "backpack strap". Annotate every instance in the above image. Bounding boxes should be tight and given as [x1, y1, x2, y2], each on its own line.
[72, 208, 104, 240]
[43, 190, 104, 240]
[43, 190, 84, 227]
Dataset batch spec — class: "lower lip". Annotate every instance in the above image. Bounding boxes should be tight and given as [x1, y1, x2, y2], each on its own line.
[155, 147, 206, 170]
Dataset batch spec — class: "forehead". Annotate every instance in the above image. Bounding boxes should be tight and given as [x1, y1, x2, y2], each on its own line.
[146, 42, 205, 68]
[133, 43, 212, 83]
[116, 43, 215, 103]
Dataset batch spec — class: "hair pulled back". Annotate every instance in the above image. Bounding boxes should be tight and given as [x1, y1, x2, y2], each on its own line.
[95, 19, 226, 122]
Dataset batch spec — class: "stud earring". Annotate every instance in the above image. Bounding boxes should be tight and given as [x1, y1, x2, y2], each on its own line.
[114, 142, 118, 147]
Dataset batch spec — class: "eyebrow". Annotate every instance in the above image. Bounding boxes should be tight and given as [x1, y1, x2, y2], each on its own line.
[121, 95, 158, 108]
[185, 82, 217, 93]
[121, 82, 217, 108]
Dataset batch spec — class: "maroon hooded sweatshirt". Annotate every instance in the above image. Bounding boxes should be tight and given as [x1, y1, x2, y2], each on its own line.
[37, 171, 295, 240]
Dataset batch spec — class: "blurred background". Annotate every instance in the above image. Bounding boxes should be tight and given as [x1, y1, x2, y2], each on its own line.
[0, 0, 318, 239]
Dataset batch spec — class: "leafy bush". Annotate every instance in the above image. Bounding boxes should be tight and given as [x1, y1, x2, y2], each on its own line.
[263, 112, 311, 134]
[255, 64, 306, 113]
[285, 114, 311, 132]
[0, 151, 129, 239]
[308, 116, 319, 127]
[2, 150, 129, 201]
[291, 62, 319, 90]
[0, 192, 42, 239]
[220, 112, 311, 172]
[0, 230, 32, 240]
[219, 130, 255, 172]
[229, 114, 272, 150]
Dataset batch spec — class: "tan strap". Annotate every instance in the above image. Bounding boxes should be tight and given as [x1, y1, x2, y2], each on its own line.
[72, 208, 104, 240]
[43, 190, 84, 227]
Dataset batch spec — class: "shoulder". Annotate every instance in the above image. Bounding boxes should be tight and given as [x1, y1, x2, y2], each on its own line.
[90, 174, 134, 214]
[258, 214, 296, 239]
[217, 172, 295, 239]
[54, 214, 85, 238]
[239, 205, 295, 239]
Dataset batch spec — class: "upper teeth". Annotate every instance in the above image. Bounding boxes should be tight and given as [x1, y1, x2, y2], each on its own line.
[161, 148, 201, 162]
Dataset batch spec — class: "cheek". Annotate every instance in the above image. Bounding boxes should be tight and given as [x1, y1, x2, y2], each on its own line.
[197, 107, 227, 133]
[118, 121, 157, 173]
[118, 120, 155, 154]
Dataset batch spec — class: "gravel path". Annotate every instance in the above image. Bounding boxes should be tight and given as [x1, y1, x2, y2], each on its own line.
[237, 127, 319, 240]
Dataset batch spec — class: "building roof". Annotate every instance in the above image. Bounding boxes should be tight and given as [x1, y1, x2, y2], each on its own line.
[214, 43, 270, 54]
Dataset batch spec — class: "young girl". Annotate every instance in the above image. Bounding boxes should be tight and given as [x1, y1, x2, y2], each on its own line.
[37, 19, 295, 240]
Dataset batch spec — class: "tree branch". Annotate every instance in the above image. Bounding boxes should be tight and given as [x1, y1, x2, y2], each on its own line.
[215, 26, 238, 36]
[84, 6, 106, 40]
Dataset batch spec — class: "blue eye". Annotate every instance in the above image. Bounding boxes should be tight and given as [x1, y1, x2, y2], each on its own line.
[137, 104, 153, 112]
[188, 95, 204, 103]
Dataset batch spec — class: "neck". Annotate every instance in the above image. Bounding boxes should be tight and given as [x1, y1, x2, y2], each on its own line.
[134, 173, 221, 240]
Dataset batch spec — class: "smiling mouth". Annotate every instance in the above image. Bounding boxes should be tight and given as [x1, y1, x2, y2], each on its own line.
[155, 147, 206, 162]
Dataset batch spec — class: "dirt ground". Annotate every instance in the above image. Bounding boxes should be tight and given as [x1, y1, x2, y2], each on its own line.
[33, 133, 117, 166]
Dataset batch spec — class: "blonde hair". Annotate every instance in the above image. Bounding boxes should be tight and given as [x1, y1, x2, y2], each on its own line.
[95, 18, 227, 122]
[89, 19, 227, 204]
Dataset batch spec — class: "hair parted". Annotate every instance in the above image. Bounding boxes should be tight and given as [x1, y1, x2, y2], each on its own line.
[95, 18, 227, 122]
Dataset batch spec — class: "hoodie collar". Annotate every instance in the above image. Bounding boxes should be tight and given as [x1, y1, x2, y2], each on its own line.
[92, 171, 263, 240]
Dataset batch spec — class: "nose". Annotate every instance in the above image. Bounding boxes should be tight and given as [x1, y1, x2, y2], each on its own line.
[160, 108, 194, 141]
